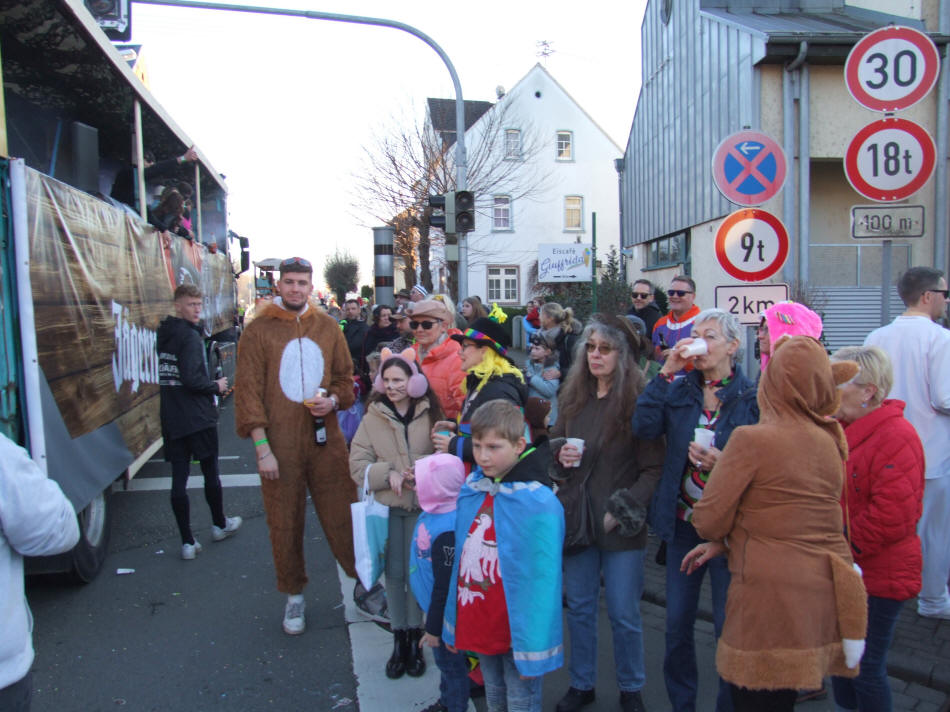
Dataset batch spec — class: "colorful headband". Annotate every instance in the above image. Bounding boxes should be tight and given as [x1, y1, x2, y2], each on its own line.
[462, 328, 507, 356]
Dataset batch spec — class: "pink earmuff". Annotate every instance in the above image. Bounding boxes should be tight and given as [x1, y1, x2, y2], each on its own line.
[373, 347, 429, 399]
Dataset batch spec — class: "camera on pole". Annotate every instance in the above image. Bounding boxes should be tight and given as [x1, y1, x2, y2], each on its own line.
[455, 191, 475, 233]
[428, 193, 455, 233]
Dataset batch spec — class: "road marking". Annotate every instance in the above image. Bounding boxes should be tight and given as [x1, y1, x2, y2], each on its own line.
[336, 566, 448, 711]
[116, 474, 261, 491]
[146, 455, 240, 464]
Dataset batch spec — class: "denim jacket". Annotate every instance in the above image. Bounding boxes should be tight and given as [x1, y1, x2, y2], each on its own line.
[632, 365, 759, 542]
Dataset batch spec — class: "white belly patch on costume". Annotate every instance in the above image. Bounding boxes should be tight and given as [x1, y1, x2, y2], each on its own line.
[278, 337, 326, 402]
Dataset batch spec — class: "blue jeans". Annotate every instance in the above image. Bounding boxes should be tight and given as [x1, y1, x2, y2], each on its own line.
[563, 545, 646, 692]
[665, 518, 733, 712]
[478, 651, 543, 712]
[0, 671, 32, 712]
[433, 641, 471, 712]
[831, 595, 905, 712]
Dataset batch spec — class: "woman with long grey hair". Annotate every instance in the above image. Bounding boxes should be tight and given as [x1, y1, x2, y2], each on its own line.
[551, 314, 665, 712]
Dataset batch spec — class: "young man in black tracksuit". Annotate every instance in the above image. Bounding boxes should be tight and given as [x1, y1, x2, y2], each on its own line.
[157, 284, 241, 560]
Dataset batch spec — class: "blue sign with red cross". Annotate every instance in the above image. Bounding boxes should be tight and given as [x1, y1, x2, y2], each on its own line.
[712, 130, 787, 206]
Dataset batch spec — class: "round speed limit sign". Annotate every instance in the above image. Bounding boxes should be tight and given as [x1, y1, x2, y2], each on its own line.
[845, 26, 940, 112]
[714, 209, 789, 282]
[845, 117, 936, 202]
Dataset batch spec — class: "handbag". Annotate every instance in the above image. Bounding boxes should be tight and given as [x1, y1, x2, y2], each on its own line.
[351, 465, 389, 590]
[557, 458, 597, 555]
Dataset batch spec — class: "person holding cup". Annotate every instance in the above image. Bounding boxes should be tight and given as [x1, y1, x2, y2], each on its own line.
[551, 315, 665, 712]
[632, 308, 759, 712]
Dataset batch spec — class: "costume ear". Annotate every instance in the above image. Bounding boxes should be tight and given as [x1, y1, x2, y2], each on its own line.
[832, 360, 859, 386]
[380, 347, 393, 362]
[772, 333, 793, 352]
[401, 347, 417, 363]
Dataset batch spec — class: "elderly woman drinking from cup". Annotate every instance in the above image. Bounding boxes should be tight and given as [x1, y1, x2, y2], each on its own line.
[632, 308, 758, 712]
[551, 314, 665, 712]
[829, 345, 924, 712]
[408, 299, 465, 420]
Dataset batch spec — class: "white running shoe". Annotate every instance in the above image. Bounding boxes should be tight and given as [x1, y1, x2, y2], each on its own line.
[212, 516, 243, 542]
[283, 595, 306, 635]
[181, 540, 203, 560]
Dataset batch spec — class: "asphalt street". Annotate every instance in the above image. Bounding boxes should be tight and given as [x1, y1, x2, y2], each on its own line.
[23, 398, 942, 711]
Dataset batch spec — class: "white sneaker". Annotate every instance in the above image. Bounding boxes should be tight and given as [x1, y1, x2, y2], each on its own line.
[212, 516, 243, 542]
[181, 540, 203, 560]
[283, 595, 306, 635]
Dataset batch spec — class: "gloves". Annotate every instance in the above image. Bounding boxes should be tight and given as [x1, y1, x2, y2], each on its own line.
[842, 638, 865, 668]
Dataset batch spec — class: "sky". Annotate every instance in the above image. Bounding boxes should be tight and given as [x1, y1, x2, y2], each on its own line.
[130, 0, 647, 291]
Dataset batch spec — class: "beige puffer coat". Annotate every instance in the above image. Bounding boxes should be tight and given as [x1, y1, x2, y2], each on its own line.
[348, 398, 436, 510]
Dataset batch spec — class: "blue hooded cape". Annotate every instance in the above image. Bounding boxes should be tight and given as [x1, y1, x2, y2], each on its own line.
[442, 466, 564, 677]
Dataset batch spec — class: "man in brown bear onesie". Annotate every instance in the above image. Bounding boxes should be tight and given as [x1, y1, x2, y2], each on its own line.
[235, 256, 356, 635]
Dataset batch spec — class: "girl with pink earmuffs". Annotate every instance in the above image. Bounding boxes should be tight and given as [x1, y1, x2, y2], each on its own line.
[349, 347, 447, 681]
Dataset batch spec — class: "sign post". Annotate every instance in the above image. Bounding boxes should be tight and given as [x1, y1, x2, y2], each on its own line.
[714, 284, 790, 324]
[712, 130, 787, 206]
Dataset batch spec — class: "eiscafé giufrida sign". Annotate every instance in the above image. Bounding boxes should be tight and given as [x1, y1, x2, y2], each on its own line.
[537, 243, 593, 283]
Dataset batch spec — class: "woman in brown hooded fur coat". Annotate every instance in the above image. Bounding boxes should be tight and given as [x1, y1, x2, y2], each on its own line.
[683, 336, 868, 712]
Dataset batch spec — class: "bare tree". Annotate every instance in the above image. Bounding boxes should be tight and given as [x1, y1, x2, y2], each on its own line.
[352, 99, 552, 294]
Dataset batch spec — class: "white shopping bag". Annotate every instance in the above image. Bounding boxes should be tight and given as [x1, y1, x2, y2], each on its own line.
[350, 466, 389, 590]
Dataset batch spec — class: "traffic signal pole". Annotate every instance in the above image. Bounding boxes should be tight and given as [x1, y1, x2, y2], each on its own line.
[134, 0, 471, 296]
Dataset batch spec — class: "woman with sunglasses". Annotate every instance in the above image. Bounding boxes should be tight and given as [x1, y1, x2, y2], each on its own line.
[551, 315, 665, 712]
[632, 308, 758, 712]
[431, 315, 527, 466]
[407, 300, 465, 420]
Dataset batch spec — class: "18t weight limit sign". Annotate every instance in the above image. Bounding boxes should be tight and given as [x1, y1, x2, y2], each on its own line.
[845, 118, 935, 202]
[714, 209, 789, 282]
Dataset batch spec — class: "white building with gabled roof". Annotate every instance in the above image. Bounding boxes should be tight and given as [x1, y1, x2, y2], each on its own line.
[429, 64, 623, 307]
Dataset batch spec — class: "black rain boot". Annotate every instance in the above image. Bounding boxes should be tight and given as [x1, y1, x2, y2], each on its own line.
[385, 629, 409, 679]
[405, 628, 426, 677]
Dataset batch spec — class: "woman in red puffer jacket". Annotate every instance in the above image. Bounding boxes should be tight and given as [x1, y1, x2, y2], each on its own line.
[830, 345, 925, 712]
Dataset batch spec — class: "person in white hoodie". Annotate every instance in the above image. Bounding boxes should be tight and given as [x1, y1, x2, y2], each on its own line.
[0, 433, 80, 711]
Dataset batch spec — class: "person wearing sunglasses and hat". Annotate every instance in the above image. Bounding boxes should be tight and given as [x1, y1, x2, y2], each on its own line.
[408, 300, 465, 420]
[234, 256, 358, 636]
[431, 313, 527, 466]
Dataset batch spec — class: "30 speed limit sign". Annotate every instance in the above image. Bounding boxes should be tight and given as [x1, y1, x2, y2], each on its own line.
[845, 26, 940, 112]
[714, 209, 789, 282]
[845, 117, 936, 202]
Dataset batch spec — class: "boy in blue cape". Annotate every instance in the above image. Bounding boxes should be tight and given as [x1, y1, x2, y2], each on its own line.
[442, 399, 564, 712]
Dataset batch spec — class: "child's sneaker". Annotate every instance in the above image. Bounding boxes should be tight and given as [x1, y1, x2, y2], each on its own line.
[212, 516, 243, 541]
[283, 595, 306, 635]
[181, 540, 202, 560]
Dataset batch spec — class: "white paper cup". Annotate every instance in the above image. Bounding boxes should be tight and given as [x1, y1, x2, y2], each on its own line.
[680, 339, 708, 357]
[693, 428, 715, 449]
[565, 437, 585, 467]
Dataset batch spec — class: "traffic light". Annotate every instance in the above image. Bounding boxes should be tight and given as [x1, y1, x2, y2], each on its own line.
[455, 191, 475, 232]
[428, 193, 455, 233]
[84, 0, 132, 41]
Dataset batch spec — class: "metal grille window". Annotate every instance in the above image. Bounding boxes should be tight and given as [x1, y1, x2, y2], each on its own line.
[493, 196, 512, 230]
[556, 131, 573, 160]
[505, 129, 522, 159]
[487, 266, 519, 303]
[564, 196, 583, 230]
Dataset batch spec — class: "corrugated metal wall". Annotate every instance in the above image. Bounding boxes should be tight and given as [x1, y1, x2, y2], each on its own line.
[820, 286, 905, 352]
[624, 0, 763, 246]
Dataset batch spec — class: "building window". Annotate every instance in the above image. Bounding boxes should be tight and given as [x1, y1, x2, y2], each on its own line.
[556, 131, 573, 161]
[645, 231, 689, 269]
[492, 195, 512, 230]
[564, 195, 583, 231]
[487, 266, 519, 304]
[505, 129, 522, 159]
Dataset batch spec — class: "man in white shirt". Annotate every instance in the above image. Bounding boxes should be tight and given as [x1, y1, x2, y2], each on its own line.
[865, 266, 950, 619]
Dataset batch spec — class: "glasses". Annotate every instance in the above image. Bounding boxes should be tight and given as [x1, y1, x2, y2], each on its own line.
[668, 289, 693, 297]
[585, 342, 615, 355]
[409, 319, 441, 330]
[279, 256, 312, 270]
[926, 289, 950, 298]
[631, 292, 651, 299]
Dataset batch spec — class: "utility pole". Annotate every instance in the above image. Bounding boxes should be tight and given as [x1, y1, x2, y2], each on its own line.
[134, 0, 471, 295]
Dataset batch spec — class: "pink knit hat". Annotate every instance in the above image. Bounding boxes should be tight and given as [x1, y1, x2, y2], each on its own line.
[761, 301, 823, 370]
[414, 453, 466, 514]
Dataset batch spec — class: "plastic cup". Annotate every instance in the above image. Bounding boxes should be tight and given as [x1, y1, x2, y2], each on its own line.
[565, 437, 585, 467]
[680, 339, 708, 357]
[693, 428, 715, 449]
[437, 430, 452, 438]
